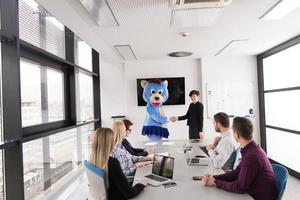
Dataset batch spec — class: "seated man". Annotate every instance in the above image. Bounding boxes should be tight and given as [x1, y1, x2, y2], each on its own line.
[206, 112, 237, 169]
[122, 119, 155, 156]
[202, 117, 277, 200]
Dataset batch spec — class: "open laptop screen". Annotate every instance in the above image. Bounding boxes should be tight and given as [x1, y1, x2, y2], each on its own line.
[152, 155, 174, 179]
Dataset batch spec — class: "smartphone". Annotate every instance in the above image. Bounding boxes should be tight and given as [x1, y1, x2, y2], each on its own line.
[163, 181, 177, 188]
[192, 176, 203, 181]
[195, 155, 206, 158]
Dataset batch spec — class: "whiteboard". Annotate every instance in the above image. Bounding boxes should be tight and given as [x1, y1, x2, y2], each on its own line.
[206, 82, 255, 118]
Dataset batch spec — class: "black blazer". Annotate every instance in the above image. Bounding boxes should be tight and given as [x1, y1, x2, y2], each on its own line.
[122, 139, 148, 157]
[178, 101, 204, 132]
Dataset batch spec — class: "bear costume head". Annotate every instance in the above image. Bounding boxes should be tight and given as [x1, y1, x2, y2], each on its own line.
[141, 79, 168, 106]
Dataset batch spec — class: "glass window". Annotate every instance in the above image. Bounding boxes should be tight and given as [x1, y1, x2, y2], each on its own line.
[20, 60, 42, 127]
[77, 73, 94, 123]
[49, 129, 78, 178]
[75, 36, 92, 71]
[20, 59, 65, 127]
[263, 43, 300, 90]
[266, 128, 300, 173]
[19, 0, 65, 59]
[0, 43, 3, 143]
[0, 151, 4, 200]
[80, 123, 94, 161]
[0, 42, 3, 200]
[23, 139, 44, 200]
[262, 41, 300, 175]
[23, 125, 94, 200]
[264, 90, 300, 131]
[47, 68, 64, 122]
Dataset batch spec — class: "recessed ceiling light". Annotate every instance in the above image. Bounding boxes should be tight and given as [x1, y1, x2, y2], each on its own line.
[260, 0, 300, 20]
[168, 51, 193, 57]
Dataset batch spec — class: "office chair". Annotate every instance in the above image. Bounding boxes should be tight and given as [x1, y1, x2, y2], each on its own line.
[84, 160, 107, 200]
[272, 164, 288, 200]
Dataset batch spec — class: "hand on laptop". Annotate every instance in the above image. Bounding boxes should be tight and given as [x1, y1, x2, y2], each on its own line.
[143, 153, 154, 161]
[146, 147, 155, 154]
[135, 178, 148, 186]
[139, 180, 148, 186]
[134, 162, 145, 168]
[135, 161, 152, 168]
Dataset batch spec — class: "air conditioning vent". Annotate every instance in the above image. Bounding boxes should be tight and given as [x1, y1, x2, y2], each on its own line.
[170, 0, 232, 9]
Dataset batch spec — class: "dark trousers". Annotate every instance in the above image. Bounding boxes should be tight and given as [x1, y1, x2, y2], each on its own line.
[188, 127, 199, 139]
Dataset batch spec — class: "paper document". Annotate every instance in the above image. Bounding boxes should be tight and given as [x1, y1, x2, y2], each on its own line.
[156, 152, 170, 157]
[144, 142, 158, 146]
[162, 141, 174, 146]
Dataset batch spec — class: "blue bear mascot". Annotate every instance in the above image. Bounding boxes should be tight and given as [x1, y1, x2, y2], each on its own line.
[141, 79, 169, 140]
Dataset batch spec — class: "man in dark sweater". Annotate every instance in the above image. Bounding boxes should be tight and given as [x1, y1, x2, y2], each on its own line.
[170, 90, 204, 139]
[202, 117, 277, 200]
[122, 119, 155, 156]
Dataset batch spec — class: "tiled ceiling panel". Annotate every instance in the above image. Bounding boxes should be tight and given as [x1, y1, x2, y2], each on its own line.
[107, 0, 172, 27]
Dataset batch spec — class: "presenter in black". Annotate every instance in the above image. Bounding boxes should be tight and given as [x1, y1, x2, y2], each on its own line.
[170, 90, 204, 139]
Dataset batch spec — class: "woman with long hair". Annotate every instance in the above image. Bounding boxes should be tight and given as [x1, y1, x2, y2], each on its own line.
[89, 127, 147, 200]
[111, 121, 153, 176]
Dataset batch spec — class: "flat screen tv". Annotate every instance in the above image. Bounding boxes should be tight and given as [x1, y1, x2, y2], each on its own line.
[137, 77, 185, 106]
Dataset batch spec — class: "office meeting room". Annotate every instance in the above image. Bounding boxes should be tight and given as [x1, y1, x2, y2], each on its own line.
[1, 0, 300, 199]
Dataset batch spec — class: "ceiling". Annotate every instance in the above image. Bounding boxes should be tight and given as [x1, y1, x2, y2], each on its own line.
[36, 0, 300, 62]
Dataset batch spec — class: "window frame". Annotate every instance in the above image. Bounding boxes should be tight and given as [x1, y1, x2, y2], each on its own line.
[0, 1, 101, 199]
[257, 34, 300, 179]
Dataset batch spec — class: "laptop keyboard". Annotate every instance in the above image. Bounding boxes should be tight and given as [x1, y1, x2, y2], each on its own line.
[191, 158, 199, 163]
[145, 174, 168, 182]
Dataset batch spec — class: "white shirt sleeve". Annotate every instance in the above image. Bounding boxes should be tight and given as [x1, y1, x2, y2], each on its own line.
[208, 137, 235, 169]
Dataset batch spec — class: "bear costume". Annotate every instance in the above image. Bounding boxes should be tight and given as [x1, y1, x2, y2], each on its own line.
[141, 79, 169, 140]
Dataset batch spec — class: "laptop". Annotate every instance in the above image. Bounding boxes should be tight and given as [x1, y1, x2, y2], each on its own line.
[199, 146, 210, 157]
[183, 144, 209, 166]
[144, 154, 174, 186]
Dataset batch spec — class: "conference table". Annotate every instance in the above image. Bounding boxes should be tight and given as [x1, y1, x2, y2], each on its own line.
[133, 139, 252, 200]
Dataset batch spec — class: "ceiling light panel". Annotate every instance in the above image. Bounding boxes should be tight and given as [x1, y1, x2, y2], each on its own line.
[171, 8, 224, 27]
[114, 45, 137, 60]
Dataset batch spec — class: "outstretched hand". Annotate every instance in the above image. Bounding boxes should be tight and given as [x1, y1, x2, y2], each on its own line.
[169, 116, 178, 122]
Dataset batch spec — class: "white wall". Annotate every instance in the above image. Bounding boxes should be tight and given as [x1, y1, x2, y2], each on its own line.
[201, 56, 260, 143]
[100, 56, 260, 144]
[123, 59, 202, 142]
[100, 59, 125, 127]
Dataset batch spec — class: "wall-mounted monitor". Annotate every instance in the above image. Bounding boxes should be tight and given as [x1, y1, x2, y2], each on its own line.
[136, 77, 185, 106]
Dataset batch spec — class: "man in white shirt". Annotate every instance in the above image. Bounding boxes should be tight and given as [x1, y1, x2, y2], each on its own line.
[206, 112, 237, 169]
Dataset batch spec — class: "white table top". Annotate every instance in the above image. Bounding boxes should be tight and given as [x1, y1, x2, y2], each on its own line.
[133, 139, 252, 200]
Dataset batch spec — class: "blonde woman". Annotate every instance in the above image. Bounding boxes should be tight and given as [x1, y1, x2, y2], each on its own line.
[89, 127, 147, 200]
[111, 121, 153, 176]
